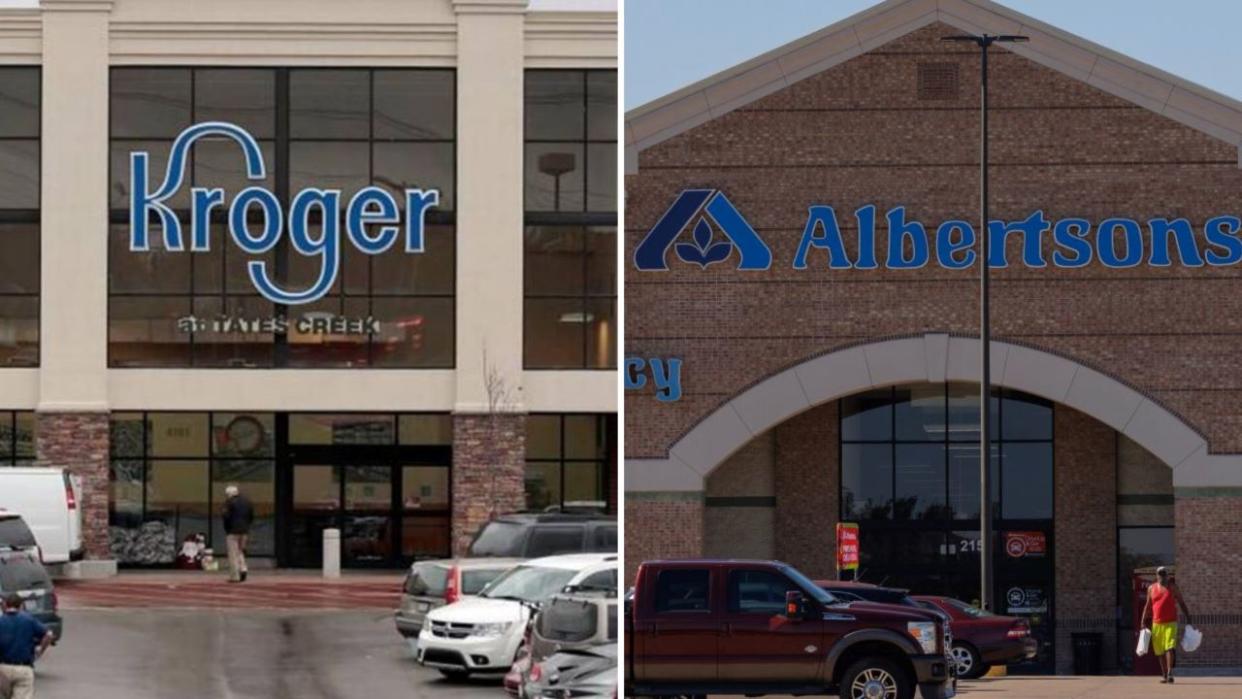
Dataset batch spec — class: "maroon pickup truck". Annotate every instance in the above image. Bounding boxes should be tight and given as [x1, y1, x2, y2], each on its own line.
[625, 560, 955, 699]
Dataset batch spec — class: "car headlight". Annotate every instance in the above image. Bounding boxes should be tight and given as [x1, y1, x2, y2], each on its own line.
[472, 622, 513, 637]
[907, 621, 938, 654]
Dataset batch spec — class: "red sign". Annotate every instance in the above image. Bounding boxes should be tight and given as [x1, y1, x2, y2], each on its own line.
[1004, 531, 1046, 558]
[837, 522, 860, 571]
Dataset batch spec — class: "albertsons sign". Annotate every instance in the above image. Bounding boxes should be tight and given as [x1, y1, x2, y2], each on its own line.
[129, 122, 440, 304]
[634, 188, 1242, 271]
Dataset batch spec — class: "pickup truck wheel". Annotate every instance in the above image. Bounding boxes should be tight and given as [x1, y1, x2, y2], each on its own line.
[841, 657, 913, 699]
[949, 643, 983, 679]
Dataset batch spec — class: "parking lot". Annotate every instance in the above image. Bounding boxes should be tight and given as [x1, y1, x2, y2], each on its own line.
[34, 608, 506, 699]
[952, 675, 1242, 698]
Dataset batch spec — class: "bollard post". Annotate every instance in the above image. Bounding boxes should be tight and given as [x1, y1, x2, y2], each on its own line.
[323, 528, 341, 579]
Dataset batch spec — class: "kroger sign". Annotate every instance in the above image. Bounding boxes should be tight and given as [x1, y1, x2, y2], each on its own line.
[130, 122, 440, 305]
[635, 188, 1242, 272]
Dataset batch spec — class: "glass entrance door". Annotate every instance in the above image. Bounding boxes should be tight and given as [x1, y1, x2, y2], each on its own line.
[287, 463, 397, 567]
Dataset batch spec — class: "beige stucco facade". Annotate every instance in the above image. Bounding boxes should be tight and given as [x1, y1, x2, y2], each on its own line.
[0, 0, 617, 415]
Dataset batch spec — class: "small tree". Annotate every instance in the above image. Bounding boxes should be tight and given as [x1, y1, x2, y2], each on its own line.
[482, 346, 518, 522]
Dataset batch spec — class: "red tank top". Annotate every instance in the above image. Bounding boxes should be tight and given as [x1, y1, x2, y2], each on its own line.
[1151, 583, 1177, 624]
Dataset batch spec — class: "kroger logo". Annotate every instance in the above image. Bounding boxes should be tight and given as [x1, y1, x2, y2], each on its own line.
[129, 122, 440, 305]
[633, 188, 772, 271]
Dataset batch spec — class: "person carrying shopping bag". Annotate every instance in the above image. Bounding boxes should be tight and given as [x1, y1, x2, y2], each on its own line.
[1140, 566, 1193, 684]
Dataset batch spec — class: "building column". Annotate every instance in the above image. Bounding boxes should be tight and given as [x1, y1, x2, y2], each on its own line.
[36, 412, 110, 560]
[1053, 405, 1117, 673]
[1174, 490, 1242, 670]
[775, 403, 839, 579]
[35, 1, 114, 570]
[624, 492, 704, 585]
[451, 413, 527, 556]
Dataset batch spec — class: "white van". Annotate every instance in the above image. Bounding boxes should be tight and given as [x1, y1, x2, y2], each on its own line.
[0, 468, 84, 563]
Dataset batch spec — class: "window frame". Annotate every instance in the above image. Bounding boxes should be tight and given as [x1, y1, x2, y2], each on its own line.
[0, 410, 36, 465]
[0, 66, 41, 368]
[523, 69, 617, 371]
[524, 412, 616, 512]
[106, 66, 458, 369]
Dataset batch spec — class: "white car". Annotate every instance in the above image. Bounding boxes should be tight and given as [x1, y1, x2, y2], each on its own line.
[0, 468, 84, 563]
[416, 553, 618, 679]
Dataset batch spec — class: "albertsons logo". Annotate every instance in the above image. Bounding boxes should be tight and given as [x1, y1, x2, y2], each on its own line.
[633, 189, 772, 271]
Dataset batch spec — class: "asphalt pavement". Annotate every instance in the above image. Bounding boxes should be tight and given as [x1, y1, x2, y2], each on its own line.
[31, 608, 506, 699]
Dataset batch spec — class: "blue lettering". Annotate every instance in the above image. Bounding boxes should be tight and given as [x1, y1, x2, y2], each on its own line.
[129, 152, 182, 251]
[936, 220, 975, 269]
[1204, 216, 1242, 266]
[1097, 218, 1143, 268]
[624, 357, 647, 390]
[793, 206, 853, 269]
[649, 358, 683, 402]
[1051, 218, 1093, 268]
[190, 187, 225, 252]
[228, 187, 283, 253]
[405, 189, 440, 253]
[347, 186, 400, 253]
[855, 205, 878, 269]
[886, 207, 928, 269]
[1148, 218, 1204, 267]
[988, 210, 1049, 268]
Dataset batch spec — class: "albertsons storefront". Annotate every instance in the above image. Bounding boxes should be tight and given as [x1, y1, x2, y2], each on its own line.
[625, 0, 1242, 675]
[0, 0, 616, 570]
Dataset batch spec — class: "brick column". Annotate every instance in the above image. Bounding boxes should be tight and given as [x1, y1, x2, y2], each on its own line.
[1174, 491, 1242, 670]
[36, 412, 110, 560]
[1053, 405, 1117, 673]
[775, 402, 839, 579]
[624, 493, 703, 585]
[451, 412, 526, 556]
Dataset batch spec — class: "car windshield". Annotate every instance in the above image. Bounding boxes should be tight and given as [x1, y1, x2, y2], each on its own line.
[780, 565, 836, 605]
[0, 553, 50, 593]
[538, 598, 598, 642]
[468, 521, 525, 557]
[480, 565, 577, 603]
[0, 518, 37, 550]
[462, 568, 507, 595]
[946, 598, 994, 618]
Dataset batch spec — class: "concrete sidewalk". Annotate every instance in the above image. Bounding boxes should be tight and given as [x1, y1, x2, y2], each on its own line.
[954, 675, 1242, 697]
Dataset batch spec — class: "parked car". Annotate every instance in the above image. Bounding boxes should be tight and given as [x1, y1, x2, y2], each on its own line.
[395, 558, 521, 639]
[417, 553, 618, 680]
[507, 581, 619, 696]
[0, 548, 62, 641]
[913, 596, 1036, 679]
[0, 468, 84, 563]
[525, 643, 616, 699]
[468, 513, 616, 559]
[626, 559, 954, 699]
[0, 511, 39, 555]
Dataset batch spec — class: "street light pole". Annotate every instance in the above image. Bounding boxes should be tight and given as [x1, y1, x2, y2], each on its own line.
[942, 32, 1027, 613]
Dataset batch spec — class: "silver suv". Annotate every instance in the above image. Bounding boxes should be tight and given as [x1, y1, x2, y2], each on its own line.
[395, 558, 520, 638]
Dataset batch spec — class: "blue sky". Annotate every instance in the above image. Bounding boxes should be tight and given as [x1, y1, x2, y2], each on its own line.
[624, 0, 1242, 109]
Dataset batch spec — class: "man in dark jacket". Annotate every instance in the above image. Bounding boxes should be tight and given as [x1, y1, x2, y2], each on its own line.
[222, 485, 255, 583]
[0, 592, 53, 699]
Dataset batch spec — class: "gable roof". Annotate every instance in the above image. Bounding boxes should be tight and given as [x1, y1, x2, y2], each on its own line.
[624, 0, 1242, 173]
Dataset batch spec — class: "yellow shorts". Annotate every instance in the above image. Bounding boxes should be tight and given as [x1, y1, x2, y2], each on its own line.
[1152, 622, 1179, 655]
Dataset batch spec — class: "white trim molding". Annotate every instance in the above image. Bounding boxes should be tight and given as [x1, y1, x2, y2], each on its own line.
[627, 334, 1242, 492]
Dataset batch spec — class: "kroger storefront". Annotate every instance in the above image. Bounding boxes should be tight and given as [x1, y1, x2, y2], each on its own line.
[0, 0, 616, 569]
[625, 0, 1242, 675]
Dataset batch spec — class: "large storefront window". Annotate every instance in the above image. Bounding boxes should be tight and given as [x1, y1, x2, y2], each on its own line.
[0, 68, 40, 367]
[109, 412, 277, 565]
[840, 383, 1056, 671]
[525, 413, 616, 511]
[524, 70, 616, 369]
[107, 68, 455, 368]
[0, 411, 36, 465]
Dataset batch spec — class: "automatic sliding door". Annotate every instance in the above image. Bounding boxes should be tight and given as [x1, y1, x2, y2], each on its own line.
[401, 465, 451, 560]
[289, 464, 341, 567]
[343, 465, 396, 566]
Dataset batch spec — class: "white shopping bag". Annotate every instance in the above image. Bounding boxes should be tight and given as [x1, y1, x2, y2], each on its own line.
[1136, 628, 1152, 657]
[1182, 625, 1202, 653]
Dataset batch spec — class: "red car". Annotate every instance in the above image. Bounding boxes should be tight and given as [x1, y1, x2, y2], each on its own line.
[913, 596, 1036, 679]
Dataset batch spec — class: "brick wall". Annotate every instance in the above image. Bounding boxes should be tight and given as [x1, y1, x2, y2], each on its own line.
[704, 430, 776, 560]
[774, 402, 839, 578]
[36, 412, 110, 559]
[1053, 405, 1117, 673]
[451, 412, 526, 556]
[1175, 494, 1242, 669]
[624, 495, 703, 585]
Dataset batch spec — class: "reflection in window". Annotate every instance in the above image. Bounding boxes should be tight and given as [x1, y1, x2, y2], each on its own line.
[840, 384, 1052, 522]
[0, 68, 40, 367]
[0, 411, 36, 465]
[107, 67, 456, 368]
[525, 414, 615, 511]
[524, 70, 616, 369]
